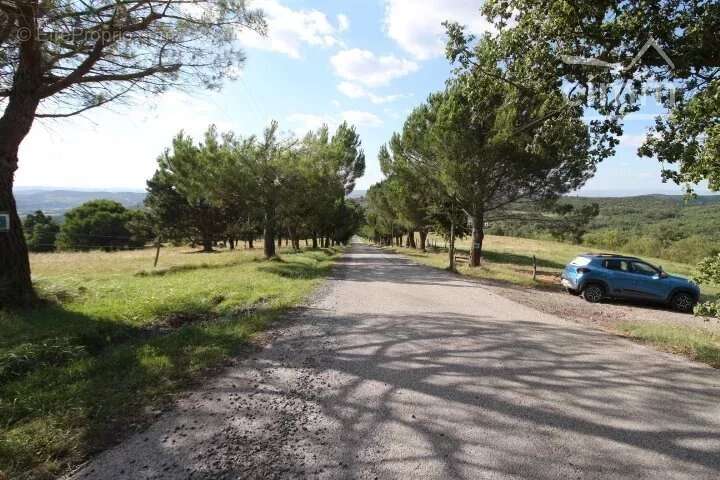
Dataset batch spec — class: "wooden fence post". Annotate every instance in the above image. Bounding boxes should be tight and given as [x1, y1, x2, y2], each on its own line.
[154, 237, 161, 268]
[532, 255, 537, 281]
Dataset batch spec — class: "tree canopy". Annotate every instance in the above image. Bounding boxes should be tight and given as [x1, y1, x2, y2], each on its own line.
[145, 122, 366, 256]
[57, 200, 141, 250]
[367, 39, 596, 266]
[454, 0, 720, 192]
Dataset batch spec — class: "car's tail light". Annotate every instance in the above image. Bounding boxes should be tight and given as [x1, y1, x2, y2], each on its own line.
[577, 267, 591, 274]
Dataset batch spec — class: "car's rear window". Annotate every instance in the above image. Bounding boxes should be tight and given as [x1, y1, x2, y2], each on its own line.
[570, 256, 591, 266]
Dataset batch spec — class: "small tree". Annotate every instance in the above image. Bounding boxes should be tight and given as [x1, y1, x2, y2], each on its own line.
[0, 1, 265, 304]
[57, 200, 138, 250]
[146, 128, 234, 251]
[545, 203, 600, 244]
[23, 210, 59, 252]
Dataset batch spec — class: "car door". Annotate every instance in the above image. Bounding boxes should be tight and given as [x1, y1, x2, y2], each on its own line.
[628, 261, 665, 301]
[603, 259, 638, 298]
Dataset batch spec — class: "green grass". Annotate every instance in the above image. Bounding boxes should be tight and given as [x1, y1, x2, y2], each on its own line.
[395, 234, 719, 300]
[0, 246, 341, 480]
[617, 322, 720, 368]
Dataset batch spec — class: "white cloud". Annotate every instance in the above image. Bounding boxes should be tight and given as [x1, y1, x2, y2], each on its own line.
[286, 113, 336, 134]
[337, 14, 350, 32]
[238, 0, 346, 59]
[337, 82, 405, 104]
[287, 110, 383, 134]
[330, 49, 418, 87]
[618, 134, 647, 150]
[341, 111, 383, 127]
[384, 0, 494, 60]
[17, 92, 232, 189]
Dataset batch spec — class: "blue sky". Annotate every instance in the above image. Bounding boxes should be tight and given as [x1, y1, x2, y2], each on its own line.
[15, 0, 713, 195]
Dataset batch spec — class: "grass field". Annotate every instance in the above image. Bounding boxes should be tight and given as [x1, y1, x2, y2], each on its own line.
[0, 246, 341, 480]
[402, 234, 720, 299]
[617, 322, 720, 368]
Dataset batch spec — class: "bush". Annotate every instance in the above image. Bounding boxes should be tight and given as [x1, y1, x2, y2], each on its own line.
[695, 301, 720, 318]
[664, 236, 719, 264]
[693, 254, 720, 318]
[622, 236, 665, 258]
[57, 200, 143, 251]
[583, 229, 628, 250]
[23, 211, 60, 252]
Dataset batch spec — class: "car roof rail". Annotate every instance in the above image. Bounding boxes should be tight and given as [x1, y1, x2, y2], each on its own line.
[582, 253, 642, 260]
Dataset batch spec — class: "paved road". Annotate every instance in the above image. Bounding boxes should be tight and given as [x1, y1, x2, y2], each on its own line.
[71, 243, 720, 479]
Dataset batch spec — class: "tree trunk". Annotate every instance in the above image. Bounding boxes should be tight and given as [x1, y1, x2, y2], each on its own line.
[248, 238, 254, 249]
[419, 231, 428, 252]
[0, 165, 35, 305]
[408, 231, 417, 249]
[448, 220, 456, 271]
[0, 30, 43, 306]
[277, 233, 282, 249]
[154, 238, 162, 268]
[264, 214, 276, 258]
[470, 214, 484, 267]
[201, 235, 213, 252]
[228, 239, 235, 250]
[312, 234, 318, 249]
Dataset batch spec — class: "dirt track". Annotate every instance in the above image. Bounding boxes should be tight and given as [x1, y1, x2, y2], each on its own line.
[70, 243, 720, 479]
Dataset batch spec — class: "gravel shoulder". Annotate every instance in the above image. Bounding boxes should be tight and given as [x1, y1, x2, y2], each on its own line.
[472, 275, 720, 334]
[69, 244, 720, 480]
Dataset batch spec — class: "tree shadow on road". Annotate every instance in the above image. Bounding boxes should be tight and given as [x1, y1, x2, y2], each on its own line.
[267, 309, 720, 479]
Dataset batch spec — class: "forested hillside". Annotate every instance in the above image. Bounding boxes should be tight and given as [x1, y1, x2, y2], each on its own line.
[488, 195, 720, 263]
[566, 195, 720, 239]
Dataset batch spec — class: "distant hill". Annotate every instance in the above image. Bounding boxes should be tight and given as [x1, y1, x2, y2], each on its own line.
[14, 189, 146, 217]
[561, 194, 720, 238]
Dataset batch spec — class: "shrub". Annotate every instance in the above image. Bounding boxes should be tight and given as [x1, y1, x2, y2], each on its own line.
[23, 211, 60, 252]
[57, 200, 143, 251]
[583, 229, 628, 251]
[695, 301, 720, 318]
[664, 236, 719, 264]
[694, 254, 720, 318]
[622, 236, 665, 258]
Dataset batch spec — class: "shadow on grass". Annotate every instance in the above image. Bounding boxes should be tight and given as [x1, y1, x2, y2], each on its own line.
[258, 261, 334, 280]
[0, 300, 285, 479]
[401, 246, 566, 270]
[135, 258, 255, 277]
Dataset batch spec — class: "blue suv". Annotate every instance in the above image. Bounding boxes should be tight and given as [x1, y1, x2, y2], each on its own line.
[561, 254, 700, 312]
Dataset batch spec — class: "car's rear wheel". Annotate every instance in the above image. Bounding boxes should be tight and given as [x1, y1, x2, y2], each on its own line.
[671, 292, 696, 313]
[582, 284, 604, 303]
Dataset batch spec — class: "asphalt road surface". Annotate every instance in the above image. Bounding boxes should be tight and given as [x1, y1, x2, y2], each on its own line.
[71, 243, 720, 479]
